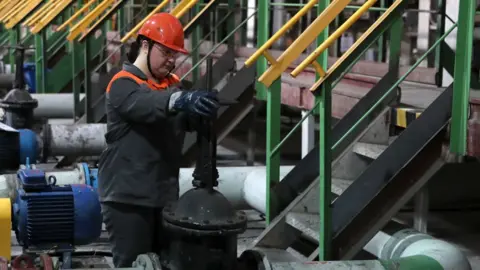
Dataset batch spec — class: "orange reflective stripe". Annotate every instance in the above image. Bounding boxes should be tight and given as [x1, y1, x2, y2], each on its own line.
[106, 70, 181, 93]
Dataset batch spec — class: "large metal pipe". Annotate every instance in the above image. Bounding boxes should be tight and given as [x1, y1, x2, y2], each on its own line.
[0, 164, 293, 210]
[240, 226, 471, 269]
[31, 94, 85, 119]
[0, 165, 471, 269]
[42, 123, 106, 157]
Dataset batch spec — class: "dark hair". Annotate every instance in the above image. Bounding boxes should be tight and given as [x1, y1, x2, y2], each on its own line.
[127, 36, 144, 63]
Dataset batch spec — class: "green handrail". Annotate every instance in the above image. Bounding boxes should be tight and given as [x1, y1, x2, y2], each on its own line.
[180, 10, 258, 81]
[332, 23, 457, 151]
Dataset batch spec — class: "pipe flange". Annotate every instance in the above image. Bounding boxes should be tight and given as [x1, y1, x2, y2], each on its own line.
[162, 188, 247, 233]
[41, 124, 51, 163]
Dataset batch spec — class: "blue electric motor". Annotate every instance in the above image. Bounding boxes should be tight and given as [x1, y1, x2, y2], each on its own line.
[12, 168, 102, 250]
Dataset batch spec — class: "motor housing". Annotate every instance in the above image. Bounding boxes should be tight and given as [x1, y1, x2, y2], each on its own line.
[12, 168, 102, 251]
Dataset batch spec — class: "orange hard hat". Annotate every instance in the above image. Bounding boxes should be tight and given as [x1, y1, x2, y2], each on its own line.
[138, 13, 188, 54]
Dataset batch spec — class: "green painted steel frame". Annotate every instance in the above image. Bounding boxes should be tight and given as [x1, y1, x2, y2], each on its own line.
[256, 0, 281, 226]
[450, 0, 476, 155]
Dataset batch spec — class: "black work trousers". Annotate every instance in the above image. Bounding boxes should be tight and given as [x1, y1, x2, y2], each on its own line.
[101, 202, 169, 268]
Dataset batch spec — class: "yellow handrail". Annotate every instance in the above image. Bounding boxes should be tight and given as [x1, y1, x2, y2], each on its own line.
[257, 0, 351, 88]
[244, 0, 318, 67]
[77, 0, 124, 42]
[0, 0, 27, 23]
[56, 0, 95, 31]
[291, 0, 377, 78]
[309, 0, 404, 92]
[67, 0, 115, 41]
[30, 0, 75, 33]
[4, 0, 43, 29]
[169, 0, 189, 16]
[172, 0, 199, 18]
[183, 0, 215, 31]
[120, 0, 170, 43]
[0, 0, 16, 15]
[23, 0, 61, 27]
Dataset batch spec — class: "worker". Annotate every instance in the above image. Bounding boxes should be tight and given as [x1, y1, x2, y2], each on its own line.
[97, 13, 219, 267]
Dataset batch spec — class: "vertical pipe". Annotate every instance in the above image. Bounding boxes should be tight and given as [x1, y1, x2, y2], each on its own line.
[317, 0, 331, 261]
[228, 0, 236, 48]
[434, 0, 446, 87]
[272, 0, 285, 49]
[191, 4, 200, 83]
[377, 0, 385, 62]
[84, 39, 92, 123]
[118, 5, 126, 59]
[450, 0, 475, 156]
[246, 0, 255, 47]
[8, 27, 19, 74]
[417, 0, 431, 67]
[301, 110, 315, 158]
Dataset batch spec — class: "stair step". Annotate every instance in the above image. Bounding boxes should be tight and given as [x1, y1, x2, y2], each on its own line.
[353, 142, 388, 159]
[285, 212, 320, 243]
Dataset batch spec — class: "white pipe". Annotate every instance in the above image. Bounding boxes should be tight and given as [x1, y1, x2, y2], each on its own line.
[0, 165, 294, 211]
[31, 94, 85, 119]
[364, 228, 471, 270]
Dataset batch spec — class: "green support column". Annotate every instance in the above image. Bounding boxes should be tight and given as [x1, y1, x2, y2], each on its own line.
[316, 0, 331, 260]
[191, 3, 200, 83]
[450, 0, 475, 155]
[257, 0, 281, 224]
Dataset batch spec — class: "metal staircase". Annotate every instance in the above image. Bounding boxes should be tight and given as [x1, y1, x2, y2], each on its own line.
[246, 0, 471, 261]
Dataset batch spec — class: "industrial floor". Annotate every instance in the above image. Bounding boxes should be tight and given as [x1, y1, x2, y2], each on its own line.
[9, 210, 480, 268]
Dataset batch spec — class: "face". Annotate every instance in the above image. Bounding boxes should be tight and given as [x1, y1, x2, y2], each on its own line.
[142, 41, 179, 79]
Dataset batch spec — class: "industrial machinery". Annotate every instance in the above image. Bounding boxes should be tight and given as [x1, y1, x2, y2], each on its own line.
[0, 46, 38, 130]
[162, 58, 247, 270]
[11, 167, 102, 268]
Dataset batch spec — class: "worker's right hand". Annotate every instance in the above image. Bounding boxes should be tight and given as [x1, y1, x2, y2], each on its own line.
[172, 90, 220, 118]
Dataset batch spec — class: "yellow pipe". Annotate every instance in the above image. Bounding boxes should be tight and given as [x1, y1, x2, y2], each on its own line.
[170, 0, 189, 16]
[31, 0, 74, 33]
[310, 0, 404, 92]
[120, 0, 170, 43]
[291, 0, 378, 77]
[5, 0, 43, 29]
[67, 0, 114, 41]
[258, 0, 351, 88]
[0, 0, 27, 22]
[173, 0, 199, 18]
[244, 0, 318, 67]
[78, 0, 123, 41]
[183, 0, 215, 31]
[23, 0, 60, 27]
[56, 0, 95, 31]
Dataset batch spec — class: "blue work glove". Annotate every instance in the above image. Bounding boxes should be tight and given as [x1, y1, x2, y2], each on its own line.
[172, 90, 220, 118]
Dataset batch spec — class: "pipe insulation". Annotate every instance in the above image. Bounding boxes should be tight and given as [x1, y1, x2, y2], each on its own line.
[241, 230, 471, 270]
[0, 164, 294, 210]
[42, 124, 107, 157]
[31, 94, 85, 119]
